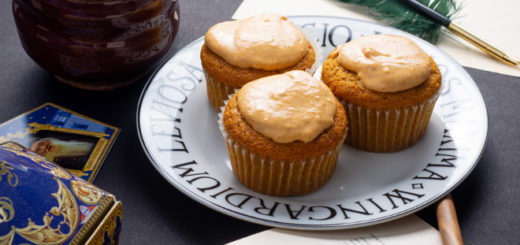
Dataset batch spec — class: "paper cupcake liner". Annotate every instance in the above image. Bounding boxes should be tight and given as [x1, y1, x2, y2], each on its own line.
[226, 136, 341, 196]
[218, 95, 344, 196]
[342, 94, 439, 152]
[205, 72, 237, 112]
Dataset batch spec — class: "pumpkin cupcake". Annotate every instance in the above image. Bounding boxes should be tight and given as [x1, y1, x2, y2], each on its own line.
[201, 13, 317, 112]
[321, 34, 441, 152]
[220, 70, 347, 196]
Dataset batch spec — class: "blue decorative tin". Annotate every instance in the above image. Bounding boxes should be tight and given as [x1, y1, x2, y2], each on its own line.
[0, 142, 121, 245]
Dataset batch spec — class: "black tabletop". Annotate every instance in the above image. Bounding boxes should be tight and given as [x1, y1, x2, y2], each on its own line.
[1, 1, 519, 244]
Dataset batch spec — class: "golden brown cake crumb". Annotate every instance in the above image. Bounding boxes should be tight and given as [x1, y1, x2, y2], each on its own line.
[201, 43, 316, 87]
[223, 93, 347, 161]
[321, 48, 441, 109]
[321, 39, 442, 152]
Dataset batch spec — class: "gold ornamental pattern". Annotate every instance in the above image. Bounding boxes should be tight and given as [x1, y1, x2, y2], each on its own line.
[85, 201, 122, 245]
[0, 197, 15, 224]
[0, 178, 80, 245]
[0, 161, 18, 187]
[70, 180, 103, 205]
[16, 177, 80, 244]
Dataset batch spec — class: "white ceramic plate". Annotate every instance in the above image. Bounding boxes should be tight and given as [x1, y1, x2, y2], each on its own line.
[137, 16, 488, 230]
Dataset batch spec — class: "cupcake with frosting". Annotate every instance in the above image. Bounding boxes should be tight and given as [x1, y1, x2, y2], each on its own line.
[321, 34, 442, 152]
[220, 70, 347, 196]
[201, 13, 318, 112]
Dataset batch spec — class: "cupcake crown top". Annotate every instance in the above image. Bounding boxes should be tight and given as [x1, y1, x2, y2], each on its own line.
[205, 13, 308, 71]
[237, 70, 337, 143]
[337, 34, 431, 93]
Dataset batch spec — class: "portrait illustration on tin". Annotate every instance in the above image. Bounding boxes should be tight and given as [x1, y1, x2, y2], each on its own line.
[0, 103, 119, 182]
[29, 130, 98, 170]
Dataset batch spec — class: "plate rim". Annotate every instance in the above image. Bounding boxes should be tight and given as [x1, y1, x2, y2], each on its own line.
[136, 15, 489, 230]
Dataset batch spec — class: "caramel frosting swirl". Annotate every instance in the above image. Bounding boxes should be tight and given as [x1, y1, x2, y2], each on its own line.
[237, 70, 337, 143]
[337, 34, 431, 93]
[205, 13, 308, 71]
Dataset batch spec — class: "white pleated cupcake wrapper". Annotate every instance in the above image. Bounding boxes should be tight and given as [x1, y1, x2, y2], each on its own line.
[203, 26, 323, 112]
[205, 72, 237, 112]
[217, 90, 239, 140]
[218, 92, 346, 196]
[341, 93, 439, 152]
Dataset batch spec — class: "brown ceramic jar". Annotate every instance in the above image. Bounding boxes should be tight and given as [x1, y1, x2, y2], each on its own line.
[12, 0, 180, 90]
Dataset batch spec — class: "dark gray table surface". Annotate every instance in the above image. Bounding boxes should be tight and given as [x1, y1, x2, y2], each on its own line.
[1, 1, 519, 244]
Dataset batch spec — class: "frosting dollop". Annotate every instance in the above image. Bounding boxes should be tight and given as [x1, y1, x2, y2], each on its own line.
[337, 34, 431, 93]
[237, 70, 337, 143]
[205, 13, 308, 71]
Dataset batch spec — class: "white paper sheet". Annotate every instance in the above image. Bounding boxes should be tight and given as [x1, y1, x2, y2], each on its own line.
[227, 215, 442, 245]
[233, 0, 520, 77]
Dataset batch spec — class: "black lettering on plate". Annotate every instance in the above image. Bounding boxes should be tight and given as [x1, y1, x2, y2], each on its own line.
[366, 198, 386, 213]
[413, 168, 447, 181]
[440, 99, 473, 118]
[225, 193, 255, 209]
[254, 199, 280, 217]
[308, 206, 337, 221]
[210, 187, 234, 199]
[158, 140, 188, 153]
[284, 204, 307, 220]
[337, 201, 373, 219]
[179, 61, 204, 84]
[151, 99, 182, 119]
[430, 153, 457, 168]
[383, 189, 425, 209]
[441, 129, 453, 145]
[157, 84, 188, 105]
[187, 176, 221, 193]
[171, 161, 206, 177]
[327, 24, 352, 46]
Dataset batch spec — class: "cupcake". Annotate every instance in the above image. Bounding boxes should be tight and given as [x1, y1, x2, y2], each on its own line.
[321, 34, 442, 152]
[220, 70, 347, 196]
[201, 13, 317, 112]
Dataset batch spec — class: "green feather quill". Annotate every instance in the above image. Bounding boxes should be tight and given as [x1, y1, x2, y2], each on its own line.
[339, 0, 459, 43]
